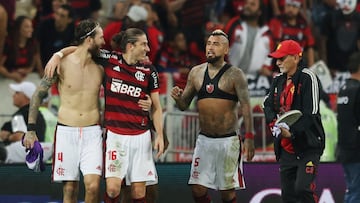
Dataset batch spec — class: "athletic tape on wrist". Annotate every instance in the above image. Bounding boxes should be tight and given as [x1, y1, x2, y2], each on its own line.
[27, 123, 37, 131]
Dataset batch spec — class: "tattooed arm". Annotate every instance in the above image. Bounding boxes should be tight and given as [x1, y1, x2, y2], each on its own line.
[171, 65, 198, 110]
[233, 67, 255, 161]
[23, 75, 58, 149]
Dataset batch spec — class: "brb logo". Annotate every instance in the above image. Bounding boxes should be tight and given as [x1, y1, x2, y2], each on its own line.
[111, 78, 142, 97]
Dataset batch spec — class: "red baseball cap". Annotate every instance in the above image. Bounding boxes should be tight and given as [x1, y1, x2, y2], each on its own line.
[268, 40, 303, 59]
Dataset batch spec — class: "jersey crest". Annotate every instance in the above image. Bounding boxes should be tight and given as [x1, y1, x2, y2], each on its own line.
[206, 83, 214, 94]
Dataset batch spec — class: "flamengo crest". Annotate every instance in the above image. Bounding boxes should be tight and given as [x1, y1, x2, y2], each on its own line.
[206, 83, 214, 93]
[135, 71, 145, 81]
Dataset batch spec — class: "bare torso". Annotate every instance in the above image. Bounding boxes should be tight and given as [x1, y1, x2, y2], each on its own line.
[57, 54, 103, 126]
[192, 63, 239, 136]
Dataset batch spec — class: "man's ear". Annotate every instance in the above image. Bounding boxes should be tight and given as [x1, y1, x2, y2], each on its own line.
[84, 36, 91, 44]
[126, 42, 134, 51]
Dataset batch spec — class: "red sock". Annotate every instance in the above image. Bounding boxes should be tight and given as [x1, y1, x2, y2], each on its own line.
[103, 192, 120, 203]
[223, 197, 236, 203]
[193, 193, 211, 203]
[132, 197, 146, 203]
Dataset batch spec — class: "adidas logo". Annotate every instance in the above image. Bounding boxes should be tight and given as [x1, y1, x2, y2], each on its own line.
[147, 171, 153, 176]
[113, 66, 120, 72]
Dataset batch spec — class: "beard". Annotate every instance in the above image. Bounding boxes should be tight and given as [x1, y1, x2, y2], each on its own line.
[285, 12, 297, 21]
[240, 12, 258, 21]
[89, 44, 100, 58]
[206, 55, 222, 64]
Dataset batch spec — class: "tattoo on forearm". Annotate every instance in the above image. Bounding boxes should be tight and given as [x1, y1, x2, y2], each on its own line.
[28, 75, 57, 124]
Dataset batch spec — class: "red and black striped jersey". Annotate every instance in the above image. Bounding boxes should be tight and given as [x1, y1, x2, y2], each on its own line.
[268, 15, 315, 50]
[97, 50, 159, 135]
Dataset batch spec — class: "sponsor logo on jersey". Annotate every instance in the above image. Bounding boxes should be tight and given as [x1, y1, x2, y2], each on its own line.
[111, 78, 142, 97]
[99, 49, 111, 59]
[151, 72, 159, 88]
[135, 66, 150, 71]
[337, 96, 349, 104]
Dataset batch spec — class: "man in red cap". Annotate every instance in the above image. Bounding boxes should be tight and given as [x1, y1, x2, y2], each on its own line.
[263, 39, 325, 203]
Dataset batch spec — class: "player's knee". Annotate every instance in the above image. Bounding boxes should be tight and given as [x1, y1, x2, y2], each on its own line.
[192, 185, 208, 197]
[63, 183, 79, 199]
[85, 181, 100, 195]
[106, 178, 122, 198]
[106, 185, 120, 198]
[131, 185, 146, 199]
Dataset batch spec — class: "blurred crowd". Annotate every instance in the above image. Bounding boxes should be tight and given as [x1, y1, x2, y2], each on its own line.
[0, 0, 360, 83]
[0, 0, 359, 162]
[0, 0, 359, 83]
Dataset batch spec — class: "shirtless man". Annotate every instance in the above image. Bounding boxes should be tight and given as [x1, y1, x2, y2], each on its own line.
[24, 19, 106, 203]
[171, 29, 255, 203]
[34, 27, 160, 203]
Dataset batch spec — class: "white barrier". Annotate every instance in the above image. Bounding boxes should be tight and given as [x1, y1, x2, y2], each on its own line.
[163, 110, 275, 162]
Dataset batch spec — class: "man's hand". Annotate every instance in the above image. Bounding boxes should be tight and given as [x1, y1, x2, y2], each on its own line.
[163, 133, 169, 151]
[170, 86, 183, 100]
[23, 131, 38, 149]
[138, 95, 152, 111]
[0, 130, 10, 141]
[153, 135, 164, 159]
[44, 54, 61, 78]
[280, 127, 292, 138]
[243, 138, 255, 161]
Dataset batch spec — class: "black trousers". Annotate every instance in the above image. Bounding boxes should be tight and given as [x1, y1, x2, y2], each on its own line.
[0, 141, 7, 162]
[279, 150, 320, 203]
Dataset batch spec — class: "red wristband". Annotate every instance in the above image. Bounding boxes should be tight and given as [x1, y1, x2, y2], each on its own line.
[245, 132, 254, 139]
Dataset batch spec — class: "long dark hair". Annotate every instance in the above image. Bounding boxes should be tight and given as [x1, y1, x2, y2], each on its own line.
[111, 28, 145, 52]
[5, 15, 37, 69]
[74, 19, 99, 45]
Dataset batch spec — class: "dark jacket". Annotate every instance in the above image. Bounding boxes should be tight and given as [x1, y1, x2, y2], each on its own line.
[336, 78, 360, 163]
[263, 67, 325, 160]
[1, 104, 46, 143]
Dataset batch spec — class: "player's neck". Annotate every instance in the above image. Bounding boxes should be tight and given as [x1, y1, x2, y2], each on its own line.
[122, 53, 137, 65]
[74, 46, 92, 65]
[351, 72, 360, 81]
[208, 61, 225, 70]
[287, 67, 297, 79]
